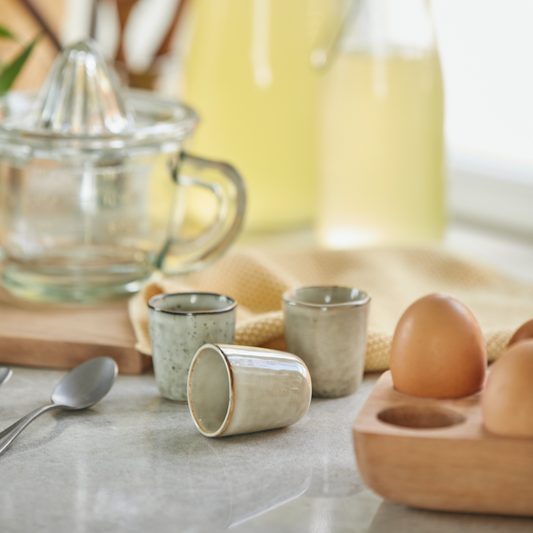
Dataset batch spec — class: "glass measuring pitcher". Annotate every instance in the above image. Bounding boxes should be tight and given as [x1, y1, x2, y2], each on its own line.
[0, 40, 246, 303]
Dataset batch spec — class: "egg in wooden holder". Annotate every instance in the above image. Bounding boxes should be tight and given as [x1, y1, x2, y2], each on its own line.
[390, 293, 486, 398]
[353, 295, 533, 517]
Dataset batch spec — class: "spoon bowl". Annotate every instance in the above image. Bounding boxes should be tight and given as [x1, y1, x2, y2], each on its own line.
[51, 357, 117, 409]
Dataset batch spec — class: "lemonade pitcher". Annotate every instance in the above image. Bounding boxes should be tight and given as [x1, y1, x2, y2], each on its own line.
[180, 0, 329, 233]
[316, 0, 445, 247]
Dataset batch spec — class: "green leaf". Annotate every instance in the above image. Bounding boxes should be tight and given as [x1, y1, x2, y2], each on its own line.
[0, 26, 19, 41]
[0, 35, 41, 96]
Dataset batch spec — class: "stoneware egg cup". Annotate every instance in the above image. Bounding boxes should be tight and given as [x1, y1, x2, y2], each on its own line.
[188, 344, 312, 437]
[353, 371, 533, 517]
[148, 292, 237, 402]
[282, 285, 370, 398]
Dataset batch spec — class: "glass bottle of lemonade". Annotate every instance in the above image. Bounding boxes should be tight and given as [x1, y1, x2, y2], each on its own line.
[317, 0, 445, 248]
[180, 0, 326, 233]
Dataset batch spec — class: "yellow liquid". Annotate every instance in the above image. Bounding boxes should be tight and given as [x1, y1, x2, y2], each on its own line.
[318, 53, 445, 248]
[182, 0, 323, 232]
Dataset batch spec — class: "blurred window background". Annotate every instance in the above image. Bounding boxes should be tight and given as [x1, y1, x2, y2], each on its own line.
[1, 0, 532, 240]
[433, 0, 533, 239]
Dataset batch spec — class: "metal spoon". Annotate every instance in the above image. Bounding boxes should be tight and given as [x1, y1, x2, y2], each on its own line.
[0, 357, 117, 456]
[0, 367, 12, 387]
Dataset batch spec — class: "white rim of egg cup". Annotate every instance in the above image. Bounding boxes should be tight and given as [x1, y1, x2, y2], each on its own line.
[282, 285, 371, 309]
[188, 344, 234, 437]
[148, 292, 237, 315]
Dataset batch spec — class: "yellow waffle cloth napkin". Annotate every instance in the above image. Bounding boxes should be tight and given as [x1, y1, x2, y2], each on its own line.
[129, 247, 533, 371]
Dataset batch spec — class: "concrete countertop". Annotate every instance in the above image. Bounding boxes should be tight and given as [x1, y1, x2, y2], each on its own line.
[0, 367, 379, 532]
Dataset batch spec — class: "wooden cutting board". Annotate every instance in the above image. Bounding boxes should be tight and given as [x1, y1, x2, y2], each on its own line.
[353, 371, 533, 517]
[0, 289, 151, 374]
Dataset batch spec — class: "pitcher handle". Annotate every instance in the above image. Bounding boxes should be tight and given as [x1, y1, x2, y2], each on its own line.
[156, 151, 246, 274]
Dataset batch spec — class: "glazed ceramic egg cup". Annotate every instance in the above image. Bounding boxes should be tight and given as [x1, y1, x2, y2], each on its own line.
[187, 344, 312, 437]
[353, 371, 533, 517]
[148, 293, 236, 402]
[282, 285, 370, 398]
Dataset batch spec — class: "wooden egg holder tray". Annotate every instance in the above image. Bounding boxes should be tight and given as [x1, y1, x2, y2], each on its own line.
[353, 371, 533, 517]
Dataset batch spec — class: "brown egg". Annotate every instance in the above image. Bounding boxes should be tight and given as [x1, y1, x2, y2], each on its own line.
[483, 340, 533, 437]
[507, 319, 533, 348]
[390, 293, 487, 398]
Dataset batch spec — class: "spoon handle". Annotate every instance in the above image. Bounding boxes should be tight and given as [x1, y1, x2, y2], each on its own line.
[0, 403, 62, 456]
[0, 367, 12, 387]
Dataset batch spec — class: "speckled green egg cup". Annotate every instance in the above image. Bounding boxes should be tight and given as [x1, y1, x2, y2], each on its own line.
[148, 292, 236, 402]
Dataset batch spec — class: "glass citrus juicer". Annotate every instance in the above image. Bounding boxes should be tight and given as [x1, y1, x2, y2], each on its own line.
[0, 39, 246, 304]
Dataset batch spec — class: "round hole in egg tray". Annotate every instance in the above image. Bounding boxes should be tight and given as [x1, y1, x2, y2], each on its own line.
[377, 405, 466, 430]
